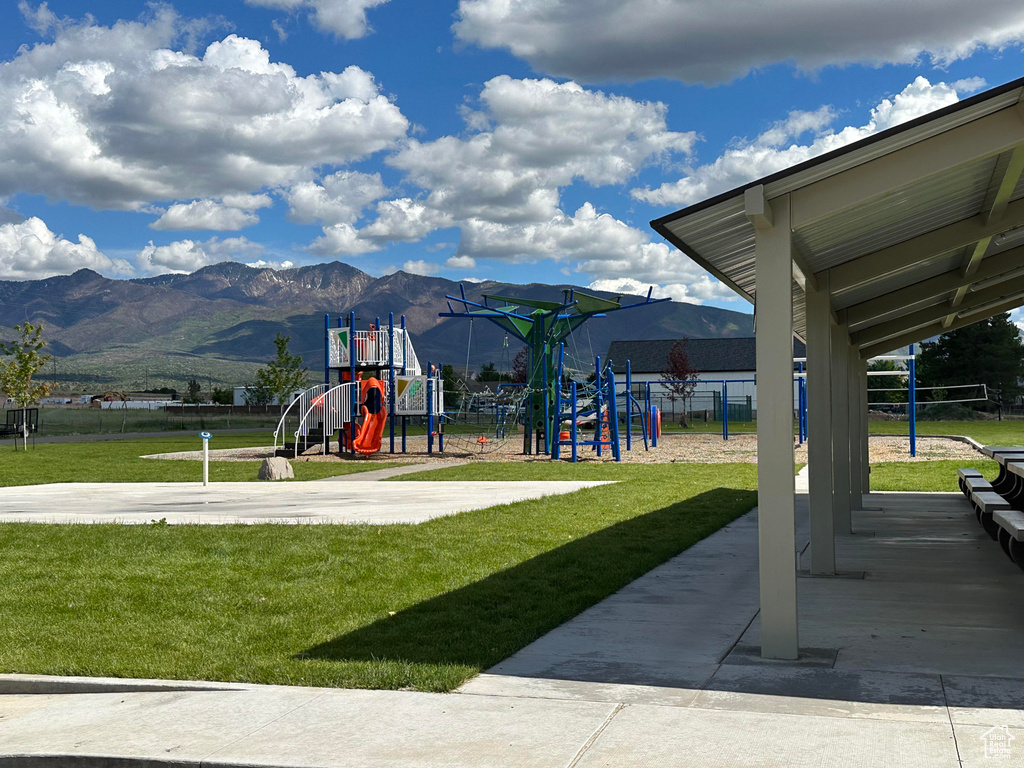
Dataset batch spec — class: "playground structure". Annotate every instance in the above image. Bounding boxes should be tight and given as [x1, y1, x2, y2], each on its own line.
[273, 312, 444, 458]
[441, 285, 668, 455]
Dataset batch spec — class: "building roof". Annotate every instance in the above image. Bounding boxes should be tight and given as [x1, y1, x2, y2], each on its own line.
[651, 76, 1024, 356]
[607, 337, 806, 374]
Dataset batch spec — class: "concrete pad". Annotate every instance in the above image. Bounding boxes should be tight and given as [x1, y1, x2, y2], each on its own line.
[953, 723, 1024, 766]
[575, 704, 961, 768]
[945, 676, 1024, 728]
[204, 688, 616, 768]
[459, 673, 701, 707]
[475, 513, 761, 693]
[696, 666, 948, 723]
[0, 687, 328, 763]
[0, 480, 612, 525]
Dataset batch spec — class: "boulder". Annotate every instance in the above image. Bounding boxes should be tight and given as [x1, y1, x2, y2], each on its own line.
[258, 456, 294, 481]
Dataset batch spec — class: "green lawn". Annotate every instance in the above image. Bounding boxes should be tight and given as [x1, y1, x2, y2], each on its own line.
[869, 419, 1024, 446]
[0, 462, 757, 691]
[869, 458, 998, 492]
[0, 434, 402, 486]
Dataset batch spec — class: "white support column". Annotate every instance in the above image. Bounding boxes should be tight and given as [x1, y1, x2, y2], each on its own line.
[830, 320, 852, 535]
[749, 188, 799, 660]
[847, 341, 863, 511]
[860, 360, 870, 492]
[805, 273, 835, 575]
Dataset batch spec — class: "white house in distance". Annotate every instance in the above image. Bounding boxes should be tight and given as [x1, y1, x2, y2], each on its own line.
[607, 337, 807, 419]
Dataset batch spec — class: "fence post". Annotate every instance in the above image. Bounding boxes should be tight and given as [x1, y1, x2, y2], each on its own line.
[909, 344, 917, 457]
[722, 381, 729, 440]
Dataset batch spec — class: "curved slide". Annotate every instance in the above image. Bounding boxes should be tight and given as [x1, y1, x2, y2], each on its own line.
[353, 377, 387, 455]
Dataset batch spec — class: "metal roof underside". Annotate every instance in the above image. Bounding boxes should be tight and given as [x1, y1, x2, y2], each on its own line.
[651, 76, 1024, 356]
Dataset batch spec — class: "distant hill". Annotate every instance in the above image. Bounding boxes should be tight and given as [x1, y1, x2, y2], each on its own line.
[0, 261, 753, 391]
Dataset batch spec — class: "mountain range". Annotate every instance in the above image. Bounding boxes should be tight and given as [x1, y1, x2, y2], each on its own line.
[0, 261, 754, 392]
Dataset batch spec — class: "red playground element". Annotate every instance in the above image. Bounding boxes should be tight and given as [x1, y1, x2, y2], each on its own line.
[353, 377, 388, 455]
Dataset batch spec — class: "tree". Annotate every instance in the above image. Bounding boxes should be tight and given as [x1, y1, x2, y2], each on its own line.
[867, 359, 906, 405]
[184, 379, 204, 404]
[440, 363, 461, 409]
[476, 361, 507, 383]
[251, 333, 309, 409]
[917, 312, 1024, 418]
[0, 322, 52, 449]
[660, 339, 698, 426]
[511, 347, 528, 384]
[211, 387, 233, 405]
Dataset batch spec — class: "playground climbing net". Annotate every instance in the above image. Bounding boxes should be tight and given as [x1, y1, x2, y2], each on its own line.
[442, 387, 528, 454]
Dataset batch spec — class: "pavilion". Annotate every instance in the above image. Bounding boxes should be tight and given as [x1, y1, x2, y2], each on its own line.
[652, 75, 1024, 659]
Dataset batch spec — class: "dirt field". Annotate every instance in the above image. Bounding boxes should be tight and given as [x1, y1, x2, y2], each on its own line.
[145, 432, 982, 465]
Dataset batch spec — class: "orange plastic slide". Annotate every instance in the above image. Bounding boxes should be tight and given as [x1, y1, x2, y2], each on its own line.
[353, 376, 387, 455]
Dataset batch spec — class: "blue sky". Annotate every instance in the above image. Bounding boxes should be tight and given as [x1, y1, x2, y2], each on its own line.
[1, 1, 1024, 315]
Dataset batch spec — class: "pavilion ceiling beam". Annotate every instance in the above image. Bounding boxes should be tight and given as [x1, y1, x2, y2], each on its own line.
[789, 102, 1024, 230]
[859, 293, 1024, 359]
[745, 185, 818, 293]
[822, 197, 1024, 294]
[851, 272, 1024, 347]
[844, 243, 1024, 328]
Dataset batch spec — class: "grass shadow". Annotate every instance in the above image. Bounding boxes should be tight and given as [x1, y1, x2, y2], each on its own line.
[302, 487, 754, 670]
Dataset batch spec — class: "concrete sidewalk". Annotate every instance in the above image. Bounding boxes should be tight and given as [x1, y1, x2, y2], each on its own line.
[3, 485, 1024, 766]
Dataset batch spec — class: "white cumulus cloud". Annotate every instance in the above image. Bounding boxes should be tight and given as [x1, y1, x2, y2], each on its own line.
[243, 0, 389, 39]
[445, 255, 476, 269]
[0, 8, 408, 210]
[136, 236, 264, 275]
[151, 195, 273, 231]
[308, 76, 693, 258]
[0, 216, 131, 279]
[402, 259, 439, 276]
[285, 171, 387, 226]
[634, 77, 964, 207]
[454, 0, 1024, 84]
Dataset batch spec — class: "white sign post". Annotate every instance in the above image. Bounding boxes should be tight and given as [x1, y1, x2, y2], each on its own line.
[200, 431, 212, 486]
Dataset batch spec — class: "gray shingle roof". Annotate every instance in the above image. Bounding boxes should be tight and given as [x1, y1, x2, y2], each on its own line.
[607, 337, 807, 374]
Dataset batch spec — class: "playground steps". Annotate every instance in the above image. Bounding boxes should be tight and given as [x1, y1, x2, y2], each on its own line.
[276, 429, 328, 456]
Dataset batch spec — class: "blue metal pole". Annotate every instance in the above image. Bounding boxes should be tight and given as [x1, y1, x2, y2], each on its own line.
[595, 355, 603, 457]
[723, 380, 729, 441]
[401, 315, 407, 453]
[349, 311, 357, 455]
[571, 382, 578, 463]
[557, 346, 565, 460]
[388, 312, 395, 455]
[608, 369, 621, 461]
[909, 344, 917, 457]
[626, 360, 632, 452]
[542, 348, 550, 455]
[651, 406, 658, 448]
[795, 362, 801, 444]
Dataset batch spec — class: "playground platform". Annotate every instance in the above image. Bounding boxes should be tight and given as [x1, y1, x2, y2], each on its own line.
[2, 478, 1022, 766]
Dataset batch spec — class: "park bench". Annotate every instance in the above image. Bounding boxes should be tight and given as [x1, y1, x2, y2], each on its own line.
[958, 468, 983, 496]
[970, 489, 1011, 540]
[960, 447, 1024, 570]
[993, 509, 1024, 570]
